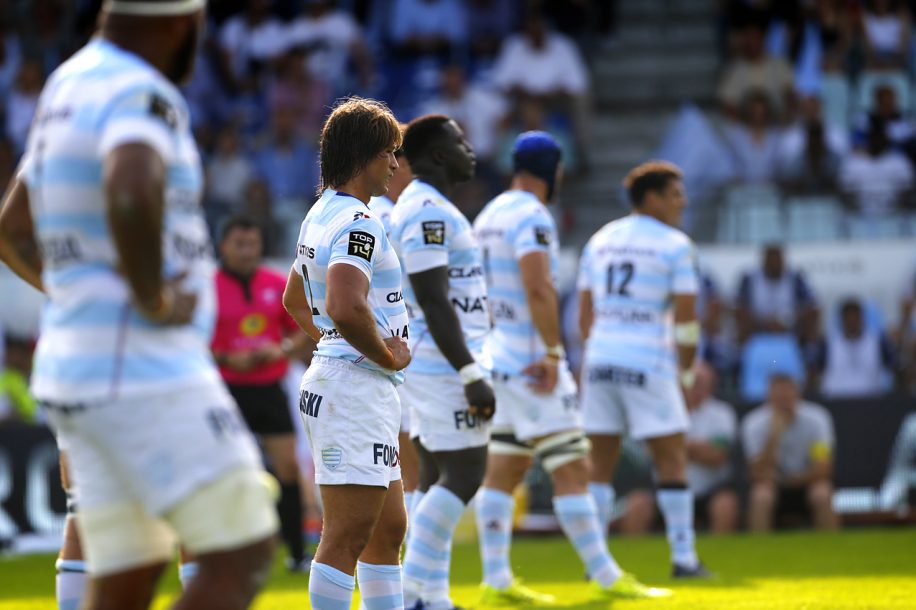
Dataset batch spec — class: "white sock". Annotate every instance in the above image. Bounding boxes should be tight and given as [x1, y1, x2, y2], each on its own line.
[55, 559, 86, 610]
[657, 486, 699, 568]
[588, 482, 615, 535]
[310, 562, 356, 610]
[178, 562, 198, 589]
[402, 485, 464, 609]
[554, 494, 622, 588]
[357, 561, 403, 610]
[475, 487, 514, 589]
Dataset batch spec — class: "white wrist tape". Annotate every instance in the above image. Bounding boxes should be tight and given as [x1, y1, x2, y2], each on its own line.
[680, 369, 696, 389]
[105, 0, 206, 16]
[674, 320, 701, 346]
[458, 362, 485, 385]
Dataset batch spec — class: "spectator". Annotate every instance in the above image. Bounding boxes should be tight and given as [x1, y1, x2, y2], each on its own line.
[0, 21, 23, 105]
[211, 216, 315, 572]
[809, 298, 899, 398]
[742, 374, 838, 531]
[218, 0, 288, 90]
[723, 89, 783, 183]
[697, 271, 733, 377]
[718, 21, 795, 120]
[840, 116, 914, 218]
[207, 124, 256, 212]
[860, 0, 911, 70]
[852, 85, 916, 159]
[465, 0, 518, 68]
[0, 335, 37, 424]
[267, 49, 330, 142]
[815, 0, 854, 74]
[491, 9, 591, 165]
[388, 0, 467, 59]
[5, 60, 43, 155]
[284, 0, 373, 94]
[685, 362, 739, 534]
[735, 244, 819, 345]
[253, 103, 319, 205]
[778, 94, 847, 193]
[419, 63, 508, 180]
[495, 98, 579, 178]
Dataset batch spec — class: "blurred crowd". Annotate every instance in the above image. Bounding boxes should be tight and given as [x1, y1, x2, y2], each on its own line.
[666, 1, 916, 239]
[0, 0, 616, 258]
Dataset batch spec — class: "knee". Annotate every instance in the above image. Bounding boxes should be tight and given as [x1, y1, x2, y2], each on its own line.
[808, 480, 834, 509]
[323, 518, 375, 561]
[709, 490, 739, 531]
[751, 481, 775, 508]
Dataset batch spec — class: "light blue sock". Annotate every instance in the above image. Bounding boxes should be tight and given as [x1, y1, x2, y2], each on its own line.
[55, 559, 86, 610]
[310, 562, 356, 610]
[178, 562, 198, 589]
[588, 482, 615, 535]
[656, 487, 698, 568]
[357, 561, 403, 610]
[402, 485, 465, 609]
[554, 494, 622, 587]
[475, 487, 514, 589]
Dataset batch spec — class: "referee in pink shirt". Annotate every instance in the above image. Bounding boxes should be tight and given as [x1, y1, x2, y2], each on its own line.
[212, 216, 315, 572]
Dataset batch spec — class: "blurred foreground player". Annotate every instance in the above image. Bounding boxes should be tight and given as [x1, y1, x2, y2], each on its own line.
[284, 97, 412, 610]
[473, 131, 670, 603]
[0, 1, 278, 609]
[581, 161, 710, 578]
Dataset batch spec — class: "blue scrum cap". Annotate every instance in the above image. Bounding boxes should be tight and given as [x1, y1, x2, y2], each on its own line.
[512, 131, 562, 194]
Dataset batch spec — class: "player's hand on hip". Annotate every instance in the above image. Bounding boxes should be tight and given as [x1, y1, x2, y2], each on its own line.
[465, 379, 496, 421]
[523, 357, 559, 395]
[137, 274, 197, 325]
[383, 335, 412, 370]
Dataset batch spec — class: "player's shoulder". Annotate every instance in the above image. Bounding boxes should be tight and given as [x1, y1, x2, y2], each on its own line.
[742, 405, 770, 430]
[392, 181, 453, 223]
[705, 397, 737, 423]
[798, 401, 832, 424]
[368, 195, 394, 214]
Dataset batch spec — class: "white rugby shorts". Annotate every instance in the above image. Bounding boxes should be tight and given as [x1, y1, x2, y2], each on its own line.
[490, 361, 581, 442]
[399, 370, 491, 452]
[45, 379, 275, 575]
[581, 363, 689, 440]
[299, 356, 402, 487]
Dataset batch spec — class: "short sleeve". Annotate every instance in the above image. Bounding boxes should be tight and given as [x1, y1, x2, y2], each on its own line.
[811, 407, 835, 456]
[98, 85, 178, 163]
[512, 209, 555, 260]
[328, 216, 386, 280]
[398, 206, 451, 274]
[671, 242, 699, 295]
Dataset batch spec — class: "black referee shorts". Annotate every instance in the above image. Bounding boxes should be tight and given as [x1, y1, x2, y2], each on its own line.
[228, 381, 295, 436]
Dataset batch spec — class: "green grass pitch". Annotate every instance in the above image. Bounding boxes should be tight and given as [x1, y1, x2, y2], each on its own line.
[2, 528, 915, 609]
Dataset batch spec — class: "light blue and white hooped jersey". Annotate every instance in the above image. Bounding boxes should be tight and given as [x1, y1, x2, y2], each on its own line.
[368, 194, 395, 235]
[577, 214, 698, 380]
[23, 38, 217, 403]
[293, 189, 409, 384]
[473, 190, 558, 376]
[388, 179, 490, 375]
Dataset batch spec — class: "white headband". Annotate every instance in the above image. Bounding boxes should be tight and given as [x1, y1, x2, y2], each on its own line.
[104, 0, 206, 16]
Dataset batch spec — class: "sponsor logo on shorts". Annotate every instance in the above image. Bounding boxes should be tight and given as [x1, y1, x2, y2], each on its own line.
[348, 231, 375, 261]
[300, 391, 323, 418]
[373, 443, 399, 467]
[454, 409, 481, 430]
[321, 446, 343, 470]
[588, 365, 646, 386]
[422, 221, 446, 245]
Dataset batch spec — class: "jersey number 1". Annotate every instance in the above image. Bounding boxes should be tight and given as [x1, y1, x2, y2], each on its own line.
[301, 264, 320, 315]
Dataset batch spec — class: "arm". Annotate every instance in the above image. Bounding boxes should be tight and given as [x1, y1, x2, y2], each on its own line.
[578, 289, 594, 342]
[409, 265, 476, 370]
[748, 417, 787, 484]
[326, 263, 398, 369]
[686, 438, 730, 467]
[0, 176, 43, 291]
[103, 143, 167, 312]
[519, 250, 562, 392]
[674, 292, 698, 380]
[282, 266, 321, 343]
